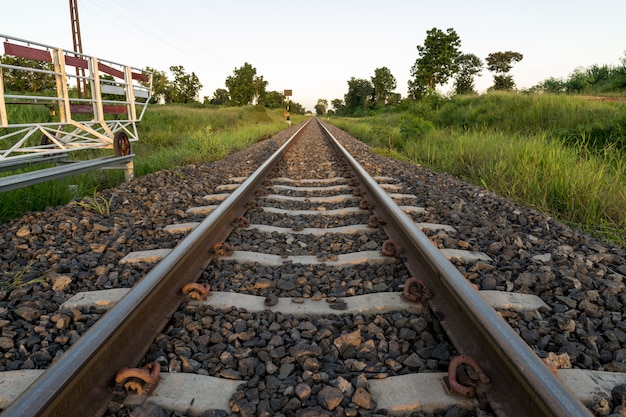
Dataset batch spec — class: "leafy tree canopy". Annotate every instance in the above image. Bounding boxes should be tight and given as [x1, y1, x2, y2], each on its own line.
[371, 67, 397, 105]
[409, 27, 461, 99]
[210, 88, 230, 105]
[167, 65, 202, 103]
[344, 77, 374, 113]
[453, 53, 483, 95]
[264, 91, 284, 109]
[486, 51, 523, 91]
[225, 62, 267, 106]
[144, 66, 169, 104]
[331, 99, 345, 115]
[288, 101, 305, 115]
[486, 51, 523, 74]
[315, 99, 328, 116]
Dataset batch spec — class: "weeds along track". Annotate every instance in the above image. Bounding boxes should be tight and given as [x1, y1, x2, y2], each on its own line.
[1, 119, 625, 417]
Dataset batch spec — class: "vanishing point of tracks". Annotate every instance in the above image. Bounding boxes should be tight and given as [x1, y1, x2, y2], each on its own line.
[0, 119, 622, 417]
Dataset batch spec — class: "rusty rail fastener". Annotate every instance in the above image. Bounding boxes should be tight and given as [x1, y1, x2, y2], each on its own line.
[448, 355, 491, 397]
[359, 199, 371, 210]
[368, 215, 385, 228]
[401, 277, 430, 302]
[182, 283, 211, 300]
[232, 216, 250, 228]
[381, 239, 401, 257]
[352, 187, 362, 197]
[115, 362, 160, 395]
[213, 242, 235, 256]
[246, 200, 260, 210]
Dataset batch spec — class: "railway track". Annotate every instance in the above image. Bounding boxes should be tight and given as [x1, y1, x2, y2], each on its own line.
[1, 119, 625, 416]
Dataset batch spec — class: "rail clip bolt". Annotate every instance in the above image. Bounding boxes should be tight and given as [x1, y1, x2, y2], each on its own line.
[401, 277, 430, 302]
[359, 199, 371, 210]
[352, 187, 362, 197]
[368, 215, 385, 228]
[246, 200, 261, 210]
[115, 362, 160, 395]
[213, 242, 235, 257]
[448, 355, 491, 397]
[232, 216, 250, 228]
[381, 239, 401, 257]
[182, 283, 211, 300]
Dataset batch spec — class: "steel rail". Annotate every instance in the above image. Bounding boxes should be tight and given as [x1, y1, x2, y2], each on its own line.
[317, 119, 592, 417]
[0, 119, 311, 417]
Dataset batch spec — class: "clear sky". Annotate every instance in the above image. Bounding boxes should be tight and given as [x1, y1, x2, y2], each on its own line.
[2, 0, 625, 111]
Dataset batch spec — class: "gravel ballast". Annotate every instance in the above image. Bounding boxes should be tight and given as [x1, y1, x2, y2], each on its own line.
[1, 120, 625, 416]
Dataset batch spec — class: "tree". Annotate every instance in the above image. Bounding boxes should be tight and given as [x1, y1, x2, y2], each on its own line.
[166, 65, 202, 103]
[254, 76, 269, 105]
[534, 77, 566, 94]
[344, 77, 374, 113]
[144, 66, 169, 104]
[263, 91, 284, 109]
[314, 99, 328, 116]
[288, 101, 305, 115]
[409, 27, 461, 99]
[486, 51, 523, 91]
[387, 93, 402, 106]
[225, 62, 267, 106]
[331, 99, 345, 115]
[210, 88, 230, 105]
[371, 67, 397, 105]
[453, 53, 483, 95]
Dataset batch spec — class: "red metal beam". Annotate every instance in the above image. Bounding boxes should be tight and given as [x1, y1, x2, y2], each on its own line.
[3, 42, 52, 62]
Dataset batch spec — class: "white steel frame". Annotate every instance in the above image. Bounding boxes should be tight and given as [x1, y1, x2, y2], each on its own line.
[0, 34, 152, 165]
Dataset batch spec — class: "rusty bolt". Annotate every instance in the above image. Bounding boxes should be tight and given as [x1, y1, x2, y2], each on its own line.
[368, 215, 385, 228]
[448, 355, 491, 397]
[212, 242, 235, 256]
[401, 277, 431, 302]
[182, 283, 211, 300]
[381, 239, 401, 257]
[231, 216, 250, 228]
[115, 362, 160, 395]
[246, 200, 260, 210]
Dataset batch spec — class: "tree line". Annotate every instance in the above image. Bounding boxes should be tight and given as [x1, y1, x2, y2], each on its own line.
[2, 26, 625, 115]
[147, 62, 305, 114]
[323, 27, 626, 117]
[321, 28, 524, 117]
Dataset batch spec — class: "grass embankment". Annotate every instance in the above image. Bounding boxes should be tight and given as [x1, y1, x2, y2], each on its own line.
[0, 105, 302, 224]
[330, 93, 626, 246]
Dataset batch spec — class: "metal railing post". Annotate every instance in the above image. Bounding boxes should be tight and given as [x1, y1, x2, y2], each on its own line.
[52, 48, 70, 123]
[124, 66, 137, 121]
[89, 56, 113, 139]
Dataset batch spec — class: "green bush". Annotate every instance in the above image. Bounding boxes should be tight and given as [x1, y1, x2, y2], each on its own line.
[399, 115, 434, 141]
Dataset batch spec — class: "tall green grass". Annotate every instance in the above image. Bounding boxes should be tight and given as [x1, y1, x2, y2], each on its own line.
[0, 105, 301, 224]
[331, 93, 626, 246]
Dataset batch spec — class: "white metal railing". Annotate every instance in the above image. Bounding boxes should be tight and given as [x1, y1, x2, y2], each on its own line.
[0, 34, 152, 164]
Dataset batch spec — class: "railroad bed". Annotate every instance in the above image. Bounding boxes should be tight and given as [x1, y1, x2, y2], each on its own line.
[0, 120, 625, 417]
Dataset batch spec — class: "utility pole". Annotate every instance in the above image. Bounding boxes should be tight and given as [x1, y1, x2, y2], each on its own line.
[69, 0, 86, 98]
